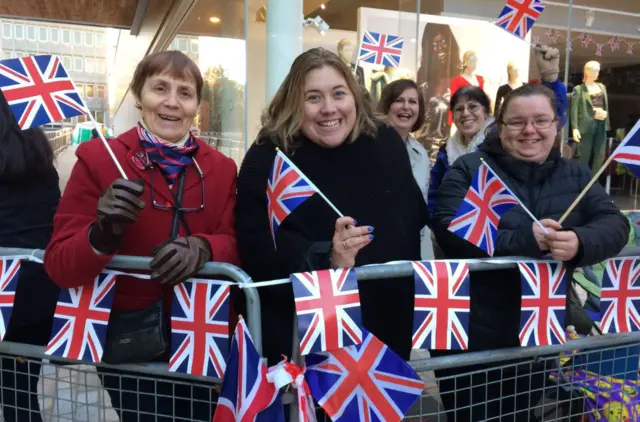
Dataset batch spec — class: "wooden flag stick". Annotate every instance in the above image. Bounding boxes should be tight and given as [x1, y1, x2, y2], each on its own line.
[557, 154, 614, 225]
[276, 148, 344, 218]
[558, 119, 640, 225]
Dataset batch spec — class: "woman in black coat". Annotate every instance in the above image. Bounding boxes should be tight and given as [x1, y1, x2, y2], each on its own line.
[235, 48, 428, 365]
[0, 95, 61, 422]
[431, 84, 629, 421]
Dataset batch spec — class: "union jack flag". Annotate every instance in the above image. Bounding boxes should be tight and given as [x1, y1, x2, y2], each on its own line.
[0, 260, 20, 341]
[169, 279, 230, 379]
[612, 120, 640, 180]
[600, 258, 640, 334]
[412, 261, 470, 350]
[518, 261, 567, 347]
[45, 271, 117, 363]
[212, 318, 284, 422]
[358, 31, 404, 67]
[0, 55, 87, 129]
[447, 162, 519, 256]
[495, 0, 546, 39]
[291, 268, 363, 355]
[267, 150, 318, 245]
[305, 331, 423, 422]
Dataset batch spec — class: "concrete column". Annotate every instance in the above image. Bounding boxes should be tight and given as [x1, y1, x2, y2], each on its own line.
[265, 0, 303, 102]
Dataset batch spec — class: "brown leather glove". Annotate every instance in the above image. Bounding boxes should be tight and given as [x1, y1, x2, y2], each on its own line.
[89, 178, 146, 254]
[534, 44, 560, 83]
[149, 236, 212, 286]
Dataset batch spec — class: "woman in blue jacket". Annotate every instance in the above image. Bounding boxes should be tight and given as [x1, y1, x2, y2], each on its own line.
[428, 86, 493, 215]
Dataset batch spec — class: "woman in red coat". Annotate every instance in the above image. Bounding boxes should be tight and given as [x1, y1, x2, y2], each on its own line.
[44, 50, 239, 422]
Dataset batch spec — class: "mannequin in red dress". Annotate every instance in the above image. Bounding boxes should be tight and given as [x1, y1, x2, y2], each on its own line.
[448, 51, 485, 125]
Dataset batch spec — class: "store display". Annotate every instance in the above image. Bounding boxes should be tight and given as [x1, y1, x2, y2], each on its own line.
[571, 60, 610, 171]
[448, 51, 485, 125]
[337, 38, 365, 87]
[369, 66, 410, 99]
[494, 62, 522, 117]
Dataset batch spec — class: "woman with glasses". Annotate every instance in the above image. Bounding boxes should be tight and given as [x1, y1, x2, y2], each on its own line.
[428, 86, 493, 216]
[44, 50, 239, 422]
[430, 84, 629, 421]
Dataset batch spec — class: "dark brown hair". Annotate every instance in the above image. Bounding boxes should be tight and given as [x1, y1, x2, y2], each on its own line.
[259, 48, 378, 152]
[450, 85, 491, 115]
[377, 79, 425, 133]
[130, 50, 204, 105]
[496, 83, 558, 125]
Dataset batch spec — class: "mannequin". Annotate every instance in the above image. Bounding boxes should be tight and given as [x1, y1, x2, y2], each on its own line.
[448, 51, 485, 125]
[337, 38, 365, 86]
[571, 60, 610, 171]
[494, 62, 522, 117]
[370, 66, 409, 99]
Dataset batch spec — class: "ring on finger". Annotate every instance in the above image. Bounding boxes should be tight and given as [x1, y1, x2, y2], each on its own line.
[342, 240, 349, 250]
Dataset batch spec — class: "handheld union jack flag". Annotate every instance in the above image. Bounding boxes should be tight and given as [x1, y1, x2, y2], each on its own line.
[45, 271, 117, 363]
[358, 31, 404, 67]
[0, 259, 20, 341]
[600, 258, 640, 334]
[212, 318, 284, 422]
[495, 0, 546, 39]
[412, 261, 470, 350]
[267, 150, 318, 245]
[305, 330, 423, 422]
[169, 279, 230, 379]
[518, 261, 567, 347]
[291, 268, 363, 355]
[447, 161, 519, 256]
[0, 55, 87, 129]
[612, 120, 640, 180]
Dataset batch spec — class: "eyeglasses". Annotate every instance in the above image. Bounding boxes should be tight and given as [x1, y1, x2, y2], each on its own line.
[502, 117, 557, 131]
[453, 102, 482, 116]
[150, 158, 205, 213]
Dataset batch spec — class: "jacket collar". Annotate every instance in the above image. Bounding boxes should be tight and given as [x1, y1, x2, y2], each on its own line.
[479, 135, 560, 185]
[116, 127, 213, 204]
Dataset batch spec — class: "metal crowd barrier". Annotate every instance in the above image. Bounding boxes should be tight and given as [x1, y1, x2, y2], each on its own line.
[45, 127, 73, 158]
[0, 247, 637, 421]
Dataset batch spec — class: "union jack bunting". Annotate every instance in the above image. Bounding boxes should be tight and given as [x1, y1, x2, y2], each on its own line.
[495, 0, 546, 39]
[412, 261, 470, 350]
[267, 150, 318, 245]
[0, 55, 87, 129]
[212, 318, 284, 422]
[358, 31, 404, 67]
[291, 268, 363, 355]
[447, 162, 519, 256]
[600, 258, 640, 334]
[612, 120, 640, 180]
[45, 271, 117, 363]
[169, 279, 230, 379]
[0, 260, 20, 341]
[305, 331, 423, 422]
[518, 261, 568, 347]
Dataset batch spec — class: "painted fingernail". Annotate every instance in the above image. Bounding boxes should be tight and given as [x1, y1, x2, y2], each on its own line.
[369, 234, 375, 240]
[368, 226, 374, 232]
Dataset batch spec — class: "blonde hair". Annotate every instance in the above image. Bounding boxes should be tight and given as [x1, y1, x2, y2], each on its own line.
[583, 60, 600, 82]
[258, 48, 378, 152]
[461, 50, 476, 70]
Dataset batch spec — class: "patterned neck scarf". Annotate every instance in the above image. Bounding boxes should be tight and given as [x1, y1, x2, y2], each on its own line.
[137, 122, 199, 185]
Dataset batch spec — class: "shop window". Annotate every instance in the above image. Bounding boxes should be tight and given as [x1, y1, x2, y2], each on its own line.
[63, 55, 73, 71]
[73, 30, 82, 45]
[26, 26, 36, 41]
[96, 58, 106, 74]
[96, 33, 104, 47]
[86, 84, 95, 98]
[62, 29, 70, 44]
[50, 28, 59, 43]
[75, 83, 84, 97]
[39, 27, 48, 42]
[191, 39, 199, 54]
[85, 58, 94, 73]
[14, 24, 24, 40]
[2, 50, 12, 60]
[84, 32, 93, 46]
[74, 57, 83, 71]
[97, 85, 105, 98]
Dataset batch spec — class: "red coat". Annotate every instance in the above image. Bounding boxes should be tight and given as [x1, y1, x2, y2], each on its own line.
[448, 74, 485, 125]
[44, 127, 240, 314]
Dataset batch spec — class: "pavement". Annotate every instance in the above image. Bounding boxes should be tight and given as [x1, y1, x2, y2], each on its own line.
[54, 145, 78, 193]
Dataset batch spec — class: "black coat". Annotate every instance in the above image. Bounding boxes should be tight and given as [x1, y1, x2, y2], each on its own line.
[235, 125, 428, 363]
[0, 167, 61, 341]
[432, 136, 629, 351]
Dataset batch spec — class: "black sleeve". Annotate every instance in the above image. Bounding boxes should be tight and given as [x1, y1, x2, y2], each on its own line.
[432, 155, 543, 258]
[234, 139, 330, 294]
[571, 167, 629, 266]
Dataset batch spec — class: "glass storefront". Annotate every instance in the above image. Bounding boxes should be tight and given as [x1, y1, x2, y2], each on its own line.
[2, 0, 639, 205]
